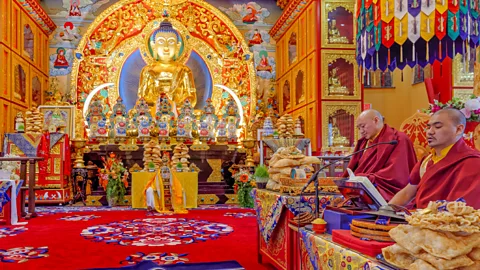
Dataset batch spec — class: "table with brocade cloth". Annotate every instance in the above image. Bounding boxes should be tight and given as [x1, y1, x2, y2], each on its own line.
[252, 188, 339, 270]
[3, 133, 71, 204]
[300, 229, 393, 270]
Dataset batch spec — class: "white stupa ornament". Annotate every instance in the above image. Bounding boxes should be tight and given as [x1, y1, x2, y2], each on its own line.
[294, 117, 304, 136]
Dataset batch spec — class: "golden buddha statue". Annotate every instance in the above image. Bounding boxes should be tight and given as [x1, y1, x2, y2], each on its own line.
[331, 124, 350, 147]
[328, 68, 350, 95]
[328, 19, 349, 44]
[138, 20, 197, 108]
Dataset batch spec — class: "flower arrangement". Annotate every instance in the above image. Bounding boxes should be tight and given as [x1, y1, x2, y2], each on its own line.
[233, 170, 255, 208]
[98, 153, 129, 206]
[425, 96, 480, 122]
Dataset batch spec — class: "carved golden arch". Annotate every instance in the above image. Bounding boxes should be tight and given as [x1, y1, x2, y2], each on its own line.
[70, 0, 257, 118]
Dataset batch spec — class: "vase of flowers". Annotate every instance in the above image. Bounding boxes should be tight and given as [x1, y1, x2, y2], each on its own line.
[234, 170, 255, 208]
[425, 96, 480, 148]
[99, 153, 129, 207]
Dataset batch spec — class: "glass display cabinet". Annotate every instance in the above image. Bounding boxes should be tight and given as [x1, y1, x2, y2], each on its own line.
[321, 50, 360, 99]
[322, 0, 355, 49]
[321, 101, 360, 152]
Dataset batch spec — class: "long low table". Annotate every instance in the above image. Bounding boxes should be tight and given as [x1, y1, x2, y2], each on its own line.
[253, 189, 339, 270]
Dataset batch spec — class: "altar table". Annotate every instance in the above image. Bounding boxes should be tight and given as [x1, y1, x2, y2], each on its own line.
[253, 189, 339, 270]
[300, 229, 393, 270]
[131, 172, 198, 209]
[173, 172, 198, 209]
[131, 172, 154, 209]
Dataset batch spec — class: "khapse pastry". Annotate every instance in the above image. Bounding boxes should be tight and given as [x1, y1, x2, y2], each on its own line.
[382, 200, 480, 269]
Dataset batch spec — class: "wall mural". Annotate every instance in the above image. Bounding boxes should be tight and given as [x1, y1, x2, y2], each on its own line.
[40, 0, 282, 115]
[215, 0, 280, 117]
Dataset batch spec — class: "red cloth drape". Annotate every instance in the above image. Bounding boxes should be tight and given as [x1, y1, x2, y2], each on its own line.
[63, 134, 71, 177]
[37, 132, 51, 183]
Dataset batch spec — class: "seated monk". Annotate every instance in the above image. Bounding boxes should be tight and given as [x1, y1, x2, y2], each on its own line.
[343, 109, 417, 201]
[389, 108, 480, 209]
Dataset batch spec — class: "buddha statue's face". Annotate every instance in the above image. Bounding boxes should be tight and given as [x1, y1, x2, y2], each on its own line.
[154, 31, 178, 62]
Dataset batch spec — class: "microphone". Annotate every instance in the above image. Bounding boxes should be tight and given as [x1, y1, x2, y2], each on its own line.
[301, 140, 398, 193]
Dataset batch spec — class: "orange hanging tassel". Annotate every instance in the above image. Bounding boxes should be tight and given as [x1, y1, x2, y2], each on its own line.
[388, 48, 391, 65]
[400, 45, 403, 62]
[439, 42, 442, 59]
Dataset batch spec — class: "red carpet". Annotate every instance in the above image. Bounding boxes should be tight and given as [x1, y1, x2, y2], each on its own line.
[0, 207, 271, 270]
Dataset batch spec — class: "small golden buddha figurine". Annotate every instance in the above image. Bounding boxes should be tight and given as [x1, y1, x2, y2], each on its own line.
[328, 19, 349, 44]
[138, 20, 197, 108]
[331, 125, 350, 147]
[328, 68, 350, 95]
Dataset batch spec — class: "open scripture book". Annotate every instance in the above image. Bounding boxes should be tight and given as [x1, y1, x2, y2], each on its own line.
[333, 168, 388, 211]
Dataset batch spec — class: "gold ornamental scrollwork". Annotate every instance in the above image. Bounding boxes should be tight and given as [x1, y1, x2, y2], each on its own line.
[51, 144, 61, 155]
[453, 88, 474, 103]
[321, 0, 355, 49]
[108, 20, 223, 112]
[71, 0, 256, 121]
[321, 50, 360, 100]
[321, 101, 361, 151]
[452, 54, 474, 87]
[206, 159, 222, 182]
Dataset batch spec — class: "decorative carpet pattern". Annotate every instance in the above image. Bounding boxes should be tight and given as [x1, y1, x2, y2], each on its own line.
[0, 226, 27, 238]
[59, 215, 100, 221]
[36, 206, 136, 215]
[81, 218, 234, 246]
[224, 212, 256, 218]
[0, 246, 49, 263]
[120, 252, 189, 265]
[0, 208, 268, 269]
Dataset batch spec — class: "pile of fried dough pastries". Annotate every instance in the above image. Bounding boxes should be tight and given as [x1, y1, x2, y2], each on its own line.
[382, 200, 480, 269]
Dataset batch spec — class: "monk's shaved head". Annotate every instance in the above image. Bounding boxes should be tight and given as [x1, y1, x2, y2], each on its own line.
[427, 107, 466, 151]
[433, 107, 466, 128]
[356, 109, 385, 140]
[358, 109, 384, 124]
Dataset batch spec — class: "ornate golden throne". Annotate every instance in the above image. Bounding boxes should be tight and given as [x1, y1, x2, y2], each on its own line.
[400, 111, 431, 160]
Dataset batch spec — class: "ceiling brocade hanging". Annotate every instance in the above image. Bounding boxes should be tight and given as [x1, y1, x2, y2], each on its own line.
[356, 0, 480, 71]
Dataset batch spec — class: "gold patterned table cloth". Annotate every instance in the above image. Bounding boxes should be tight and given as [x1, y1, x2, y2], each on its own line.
[300, 229, 394, 270]
[174, 172, 198, 209]
[252, 189, 338, 243]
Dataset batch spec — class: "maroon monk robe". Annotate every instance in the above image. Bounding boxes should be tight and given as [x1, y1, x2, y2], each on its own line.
[410, 139, 480, 209]
[343, 124, 417, 201]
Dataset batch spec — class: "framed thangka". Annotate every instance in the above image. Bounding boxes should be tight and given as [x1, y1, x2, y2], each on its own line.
[321, 50, 360, 100]
[412, 65, 432, 85]
[288, 31, 297, 65]
[38, 106, 75, 138]
[22, 23, 34, 62]
[364, 70, 394, 88]
[12, 53, 29, 108]
[322, 0, 355, 49]
[30, 69, 43, 108]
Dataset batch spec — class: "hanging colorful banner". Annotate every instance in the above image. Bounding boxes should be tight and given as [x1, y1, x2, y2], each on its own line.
[357, 0, 480, 70]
